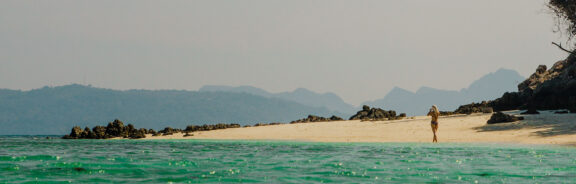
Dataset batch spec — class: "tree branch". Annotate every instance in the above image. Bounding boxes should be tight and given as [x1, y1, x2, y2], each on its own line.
[552, 42, 574, 54]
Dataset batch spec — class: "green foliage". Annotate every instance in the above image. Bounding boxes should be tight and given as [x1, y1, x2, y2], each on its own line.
[549, 0, 576, 45]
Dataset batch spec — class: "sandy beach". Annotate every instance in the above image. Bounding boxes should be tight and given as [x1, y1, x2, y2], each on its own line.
[144, 111, 576, 145]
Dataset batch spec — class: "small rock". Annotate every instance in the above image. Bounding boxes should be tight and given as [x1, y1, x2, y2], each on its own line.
[487, 112, 524, 124]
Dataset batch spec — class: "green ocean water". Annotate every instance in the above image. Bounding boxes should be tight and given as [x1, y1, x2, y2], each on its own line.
[1, 137, 576, 183]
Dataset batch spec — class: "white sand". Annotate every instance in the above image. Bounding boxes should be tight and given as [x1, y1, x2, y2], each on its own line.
[144, 111, 576, 145]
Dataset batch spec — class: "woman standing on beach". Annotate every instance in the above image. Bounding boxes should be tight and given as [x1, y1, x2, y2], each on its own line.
[427, 105, 440, 143]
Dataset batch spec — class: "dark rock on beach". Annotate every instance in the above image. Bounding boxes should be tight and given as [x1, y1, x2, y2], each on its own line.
[158, 127, 181, 136]
[64, 120, 243, 139]
[454, 101, 495, 114]
[184, 123, 241, 132]
[63, 119, 150, 139]
[487, 112, 524, 124]
[439, 111, 455, 116]
[330, 115, 344, 121]
[454, 92, 526, 114]
[290, 115, 344, 124]
[349, 105, 404, 121]
[254, 123, 268, 127]
[92, 126, 107, 139]
[129, 128, 147, 139]
[482, 107, 494, 113]
[70, 126, 83, 138]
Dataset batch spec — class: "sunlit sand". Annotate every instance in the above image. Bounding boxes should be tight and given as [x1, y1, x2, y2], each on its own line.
[144, 111, 576, 146]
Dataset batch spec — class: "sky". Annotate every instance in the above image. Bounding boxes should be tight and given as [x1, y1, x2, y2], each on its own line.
[0, 0, 569, 105]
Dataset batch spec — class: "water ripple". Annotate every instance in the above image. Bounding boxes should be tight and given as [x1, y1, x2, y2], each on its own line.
[0, 138, 575, 183]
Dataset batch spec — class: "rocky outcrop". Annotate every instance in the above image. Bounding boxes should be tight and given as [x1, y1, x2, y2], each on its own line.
[518, 60, 570, 93]
[488, 92, 527, 111]
[514, 56, 576, 112]
[62, 119, 147, 139]
[349, 105, 405, 121]
[184, 123, 241, 132]
[439, 111, 455, 116]
[518, 65, 553, 93]
[289, 115, 344, 124]
[157, 127, 183, 136]
[68, 126, 84, 138]
[453, 91, 529, 114]
[250, 122, 283, 126]
[451, 55, 576, 114]
[148, 129, 156, 135]
[487, 112, 524, 124]
[454, 101, 495, 114]
[63, 120, 246, 139]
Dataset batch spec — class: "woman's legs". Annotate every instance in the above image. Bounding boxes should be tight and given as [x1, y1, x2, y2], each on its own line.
[431, 123, 438, 143]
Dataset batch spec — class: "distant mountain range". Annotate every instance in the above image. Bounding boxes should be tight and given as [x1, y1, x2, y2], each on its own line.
[199, 85, 356, 115]
[0, 68, 525, 135]
[0, 85, 341, 135]
[364, 68, 525, 116]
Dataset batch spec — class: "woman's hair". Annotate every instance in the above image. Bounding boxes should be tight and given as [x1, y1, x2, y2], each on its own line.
[430, 105, 439, 114]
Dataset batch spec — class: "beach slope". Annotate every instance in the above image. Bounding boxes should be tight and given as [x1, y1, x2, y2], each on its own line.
[145, 111, 576, 145]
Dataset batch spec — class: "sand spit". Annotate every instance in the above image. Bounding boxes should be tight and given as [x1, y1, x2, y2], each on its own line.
[143, 111, 576, 145]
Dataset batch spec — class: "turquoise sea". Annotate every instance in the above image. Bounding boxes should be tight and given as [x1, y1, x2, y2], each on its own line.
[1, 136, 576, 183]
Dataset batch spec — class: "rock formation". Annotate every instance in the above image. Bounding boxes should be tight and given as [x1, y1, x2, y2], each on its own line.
[487, 112, 524, 124]
[63, 119, 148, 139]
[289, 115, 344, 124]
[439, 111, 455, 116]
[454, 101, 495, 114]
[184, 123, 241, 132]
[519, 57, 576, 112]
[349, 105, 405, 121]
[451, 53, 576, 114]
[63, 119, 258, 139]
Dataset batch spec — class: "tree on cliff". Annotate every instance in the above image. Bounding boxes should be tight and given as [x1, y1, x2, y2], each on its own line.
[549, 0, 576, 52]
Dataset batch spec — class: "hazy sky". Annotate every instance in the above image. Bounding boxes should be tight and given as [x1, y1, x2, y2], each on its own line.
[0, 0, 569, 105]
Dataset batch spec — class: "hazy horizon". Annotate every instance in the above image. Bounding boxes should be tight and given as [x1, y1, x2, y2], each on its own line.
[0, 67, 524, 108]
[0, 0, 568, 105]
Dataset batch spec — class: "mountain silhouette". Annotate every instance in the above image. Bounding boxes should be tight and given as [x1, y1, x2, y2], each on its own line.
[0, 84, 340, 135]
[364, 69, 525, 116]
[199, 85, 356, 115]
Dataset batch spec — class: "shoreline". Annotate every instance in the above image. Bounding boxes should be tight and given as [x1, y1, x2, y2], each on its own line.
[134, 138, 576, 149]
[141, 111, 576, 146]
